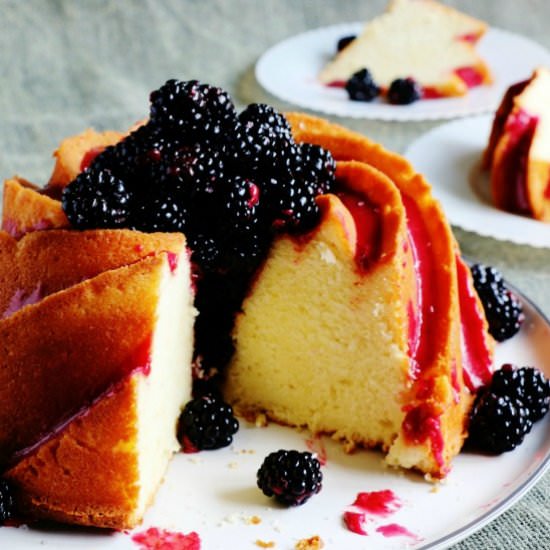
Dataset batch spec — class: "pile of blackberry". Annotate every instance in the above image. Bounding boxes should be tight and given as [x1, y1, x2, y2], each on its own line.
[468, 364, 550, 454]
[470, 263, 524, 342]
[62, 79, 336, 376]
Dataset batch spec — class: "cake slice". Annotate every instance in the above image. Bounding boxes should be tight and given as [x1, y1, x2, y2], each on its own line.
[483, 67, 550, 222]
[225, 114, 494, 478]
[319, 0, 492, 97]
[2, 246, 196, 528]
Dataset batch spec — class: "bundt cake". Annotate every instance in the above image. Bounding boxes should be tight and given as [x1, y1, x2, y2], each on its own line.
[0, 80, 496, 530]
[0, 231, 195, 528]
[225, 113, 494, 478]
[483, 67, 550, 222]
[319, 0, 492, 97]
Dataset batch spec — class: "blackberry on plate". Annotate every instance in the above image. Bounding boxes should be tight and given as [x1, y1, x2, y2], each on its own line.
[257, 450, 323, 506]
[470, 263, 524, 342]
[336, 34, 356, 52]
[492, 364, 550, 422]
[62, 168, 132, 229]
[0, 479, 15, 524]
[177, 394, 239, 451]
[345, 68, 380, 102]
[387, 77, 422, 105]
[468, 391, 532, 454]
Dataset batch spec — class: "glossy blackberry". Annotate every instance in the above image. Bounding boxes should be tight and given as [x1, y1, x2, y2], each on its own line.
[345, 68, 380, 102]
[298, 143, 336, 196]
[492, 364, 550, 422]
[150, 79, 237, 141]
[189, 233, 223, 273]
[0, 479, 15, 524]
[217, 176, 261, 233]
[62, 168, 132, 229]
[177, 394, 239, 451]
[336, 34, 356, 52]
[468, 391, 532, 454]
[387, 77, 422, 105]
[236, 104, 295, 167]
[257, 450, 323, 506]
[470, 263, 524, 342]
[133, 192, 189, 233]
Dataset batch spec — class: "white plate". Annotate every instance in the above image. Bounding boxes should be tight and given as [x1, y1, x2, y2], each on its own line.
[405, 115, 550, 248]
[256, 24, 550, 121]
[1, 291, 549, 549]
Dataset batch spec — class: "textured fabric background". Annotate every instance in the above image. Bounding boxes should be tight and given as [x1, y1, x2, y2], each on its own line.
[0, 1, 549, 548]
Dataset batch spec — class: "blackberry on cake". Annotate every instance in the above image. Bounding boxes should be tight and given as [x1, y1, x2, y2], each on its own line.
[0, 479, 15, 525]
[387, 78, 422, 105]
[257, 450, 323, 506]
[337, 35, 357, 52]
[470, 263, 524, 342]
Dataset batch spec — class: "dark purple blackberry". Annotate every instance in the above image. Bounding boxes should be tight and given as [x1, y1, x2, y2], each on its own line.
[470, 263, 524, 342]
[387, 78, 422, 105]
[217, 176, 261, 234]
[189, 233, 223, 273]
[336, 34, 356, 52]
[236, 104, 295, 167]
[150, 79, 238, 142]
[62, 168, 132, 229]
[468, 391, 532, 454]
[492, 364, 550, 422]
[345, 68, 380, 102]
[177, 394, 239, 451]
[133, 192, 189, 233]
[257, 450, 323, 506]
[0, 479, 15, 524]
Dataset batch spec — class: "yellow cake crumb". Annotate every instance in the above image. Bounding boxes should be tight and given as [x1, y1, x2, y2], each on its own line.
[295, 535, 324, 549]
[255, 540, 275, 548]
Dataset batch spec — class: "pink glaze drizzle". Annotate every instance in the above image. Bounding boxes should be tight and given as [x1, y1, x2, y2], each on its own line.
[167, 251, 180, 274]
[2, 284, 43, 319]
[336, 190, 382, 271]
[376, 523, 420, 540]
[456, 256, 493, 391]
[131, 527, 201, 550]
[454, 66, 484, 88]
[343, 511, 368, 536]
[352, 490, 401, 516]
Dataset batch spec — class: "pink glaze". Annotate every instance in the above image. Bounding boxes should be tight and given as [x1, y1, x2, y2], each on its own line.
[80, 147, 105, 172]
[343, 511, 368, 536]
[456, 256, 493, 391]
[167, 251, 180, 274]
[457, 32, 480, 43]
[336, 190, 382, 271]
[247, 182, 260, 207]
[422, 87, 445, 100]
[351, 490, 401, 517]
[495, 108, 538, 215]
[454, 66, 485, 88]
[131, 527, 201, 550]
[2, 285, 42, 319]
[401, 194, 436, 379]
[327, 80, 346, 88]
[402, 404, 445, 470]
[376, 523, 419, 540]
[2, 218, 53, 239]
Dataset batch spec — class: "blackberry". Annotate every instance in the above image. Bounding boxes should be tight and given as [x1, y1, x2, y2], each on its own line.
[257, 450, 323, 506]
[218, 176, 261, 234]
[387, 78, 422, 105]
[345, 68, 380, 102]
[62, 168, 132, 229]
[236, 104, 295, 167]
[150, 79, 238, 142]
[470, 263, 524, 342]
[336, 34, 356, 52]
[133, 192, 189, 233]
[492, 364, 550, 422]
[189, 233, 223, 273]
[468, 391, 532, 454]
[298, 143, 336, 196]
[0, 479, 15, 524]
[177, 394, 239, 451]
